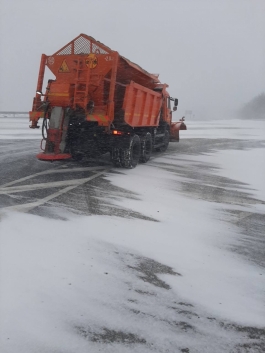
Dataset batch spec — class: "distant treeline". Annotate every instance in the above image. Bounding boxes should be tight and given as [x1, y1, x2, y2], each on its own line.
[238, 93, 265, 119]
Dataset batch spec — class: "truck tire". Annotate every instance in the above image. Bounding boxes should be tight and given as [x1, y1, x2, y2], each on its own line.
[140, 132, 152, 163]
[110, 147, 122, 167]
[121, 134, 141, 168]
[160, 129, 170, 152]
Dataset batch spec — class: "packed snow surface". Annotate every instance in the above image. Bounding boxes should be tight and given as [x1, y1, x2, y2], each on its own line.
[0, 115, 265, 352]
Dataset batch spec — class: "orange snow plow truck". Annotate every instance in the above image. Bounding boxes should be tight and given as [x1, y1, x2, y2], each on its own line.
[29, 34, 186, 168]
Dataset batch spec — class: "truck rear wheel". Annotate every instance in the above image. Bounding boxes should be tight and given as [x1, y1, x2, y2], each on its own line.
[121, 134, 141, 168]
[110, 147, 122, 167]
[140, 132, 152, 163]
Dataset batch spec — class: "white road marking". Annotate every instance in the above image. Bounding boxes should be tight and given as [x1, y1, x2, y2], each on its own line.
[0, 169, 110, 213]
[1, 179, 92, 194]
[0, 166, 107, 188]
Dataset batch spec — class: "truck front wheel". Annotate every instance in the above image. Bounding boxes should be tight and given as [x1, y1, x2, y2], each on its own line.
[160, 129, 170, 152]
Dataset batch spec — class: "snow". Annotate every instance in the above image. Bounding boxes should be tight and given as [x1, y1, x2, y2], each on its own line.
[103, 165, 265, 326]
[0, 115, 40, 139]
[182, 118, 265, 140]
[1, 210, 264, 352]
[193, 148, 265, 202]
[0, 116, 265, 352]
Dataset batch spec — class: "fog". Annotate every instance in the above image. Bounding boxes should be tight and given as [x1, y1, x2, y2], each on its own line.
[0, 0, 264, 119]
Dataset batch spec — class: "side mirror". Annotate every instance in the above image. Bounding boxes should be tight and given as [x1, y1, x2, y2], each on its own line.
[174, 98, 178, 107]
[173, 106, 177, 111]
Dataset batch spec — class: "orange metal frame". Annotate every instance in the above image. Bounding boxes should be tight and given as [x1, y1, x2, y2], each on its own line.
[30, 33, 187, 139]
[30, 33, 167, 130]
[30, 34, 118, 128]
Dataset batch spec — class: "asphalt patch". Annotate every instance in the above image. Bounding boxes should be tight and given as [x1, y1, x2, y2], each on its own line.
[128, 257, 181, 289]
[76, 326, 146, 344]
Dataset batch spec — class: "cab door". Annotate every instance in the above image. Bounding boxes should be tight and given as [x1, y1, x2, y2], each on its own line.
[165, 94, 172, 125]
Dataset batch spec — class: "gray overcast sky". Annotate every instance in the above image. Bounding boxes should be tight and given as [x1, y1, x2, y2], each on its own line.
[0, 0, 264, 119]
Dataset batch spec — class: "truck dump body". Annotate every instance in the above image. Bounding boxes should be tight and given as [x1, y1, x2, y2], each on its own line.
[122, 82, 162, 127]
[30, 34, 186, 167]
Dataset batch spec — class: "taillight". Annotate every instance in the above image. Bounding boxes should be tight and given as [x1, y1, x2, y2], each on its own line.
[112, 130, 123, 135]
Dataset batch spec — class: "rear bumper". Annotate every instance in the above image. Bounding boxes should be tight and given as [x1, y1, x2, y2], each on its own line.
[37, 153, 72, 161]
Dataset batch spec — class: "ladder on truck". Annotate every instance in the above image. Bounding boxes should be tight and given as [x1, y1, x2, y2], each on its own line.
[73, 59, 90, 109]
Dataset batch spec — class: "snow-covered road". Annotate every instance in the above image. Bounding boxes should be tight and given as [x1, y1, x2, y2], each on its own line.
[0, 115, 265, 352]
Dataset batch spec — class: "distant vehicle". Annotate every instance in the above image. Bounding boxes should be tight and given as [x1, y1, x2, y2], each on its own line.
[30, 34, 186, 167]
